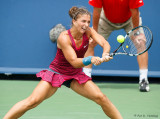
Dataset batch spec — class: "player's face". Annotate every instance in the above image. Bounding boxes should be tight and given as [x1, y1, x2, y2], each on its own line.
[73, 14, 90, 33]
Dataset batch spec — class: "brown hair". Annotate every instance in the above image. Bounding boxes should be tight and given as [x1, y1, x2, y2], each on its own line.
[69, 6, 91, 20]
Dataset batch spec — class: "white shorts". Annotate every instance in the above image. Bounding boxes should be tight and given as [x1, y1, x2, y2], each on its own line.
[98, 9, 142, 40]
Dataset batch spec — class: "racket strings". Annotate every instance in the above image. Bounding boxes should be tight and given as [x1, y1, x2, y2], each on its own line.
[124, 27, 152, 55]
[124, 36, 137, 54]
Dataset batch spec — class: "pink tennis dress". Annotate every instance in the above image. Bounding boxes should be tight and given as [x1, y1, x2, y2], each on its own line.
[36, 29, 92, 87]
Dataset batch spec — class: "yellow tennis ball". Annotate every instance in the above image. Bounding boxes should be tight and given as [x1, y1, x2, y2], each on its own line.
[126, 45, 129, 48]
[117, 35, 125, 43]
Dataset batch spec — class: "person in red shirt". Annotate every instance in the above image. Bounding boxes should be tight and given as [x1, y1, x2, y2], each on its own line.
[3, 6, 123, 119]
[85, 0, 149, 92]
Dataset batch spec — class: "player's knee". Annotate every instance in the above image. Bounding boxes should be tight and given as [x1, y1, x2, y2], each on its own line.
[93, 93, 108, 105]
[25, 97, 43, 109]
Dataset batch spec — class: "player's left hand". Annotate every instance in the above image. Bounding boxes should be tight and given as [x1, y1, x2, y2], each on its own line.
[91, 56, 103, 66]
[101, 53, 113, 62]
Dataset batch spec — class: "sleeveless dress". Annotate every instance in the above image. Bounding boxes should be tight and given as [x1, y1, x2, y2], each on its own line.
[36, 29, 92, 87]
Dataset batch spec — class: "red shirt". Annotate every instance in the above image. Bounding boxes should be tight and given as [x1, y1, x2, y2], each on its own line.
[89, 0, 144, 23]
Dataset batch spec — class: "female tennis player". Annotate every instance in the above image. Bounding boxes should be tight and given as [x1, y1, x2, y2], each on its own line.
[3, 6, 123, 119]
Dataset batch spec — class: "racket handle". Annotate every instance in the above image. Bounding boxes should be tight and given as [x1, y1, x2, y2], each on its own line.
[100, 55, 110, 60]
[104, 55, 110, 59]
[94, 55, 110, 66]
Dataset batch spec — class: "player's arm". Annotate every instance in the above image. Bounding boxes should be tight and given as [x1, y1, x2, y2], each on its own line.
[87, 28, 112, 62]
[57, 32, 84, 68]
[92, 7, 102, 31]
[130, 8, 140, 28]
[57, 32, 102, 68]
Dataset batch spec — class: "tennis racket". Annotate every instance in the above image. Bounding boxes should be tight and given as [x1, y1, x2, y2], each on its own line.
[108, 26, 153, 57]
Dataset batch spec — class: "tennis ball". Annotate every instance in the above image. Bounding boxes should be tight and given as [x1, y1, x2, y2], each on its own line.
[117, 35, 125, 43]
[126, 45, 129, 48]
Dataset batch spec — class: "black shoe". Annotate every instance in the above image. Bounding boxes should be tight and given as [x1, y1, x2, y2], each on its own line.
[139, 79, 150, 92]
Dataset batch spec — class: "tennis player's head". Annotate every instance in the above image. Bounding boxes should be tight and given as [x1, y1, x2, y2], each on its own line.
[69, 6, 91, 33]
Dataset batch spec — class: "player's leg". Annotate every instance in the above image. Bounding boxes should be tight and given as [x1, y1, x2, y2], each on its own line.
[3, 80, 58, 119]
[124, 17, 149, 92]
[71, 80, 123, 119]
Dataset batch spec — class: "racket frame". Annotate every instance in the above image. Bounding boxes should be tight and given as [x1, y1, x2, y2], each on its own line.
[110, 26, 153, 57]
